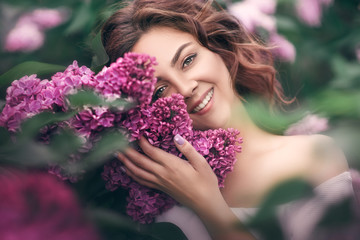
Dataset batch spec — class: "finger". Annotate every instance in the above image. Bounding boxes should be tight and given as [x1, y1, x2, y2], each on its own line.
[138, 136, 171, 164]
[123, 147, 162, 172]
[173, 134, 209, 170]
[117, 152, 159, 186]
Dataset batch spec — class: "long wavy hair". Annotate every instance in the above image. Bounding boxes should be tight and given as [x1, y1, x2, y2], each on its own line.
[101, 0, 289, 106]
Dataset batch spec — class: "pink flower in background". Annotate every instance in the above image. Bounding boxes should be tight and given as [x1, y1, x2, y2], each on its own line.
[228, 0, 276, 32]
[247, 0, 277, 14]
[356, 45, 360, 62]
[228, 0, 297, 63]
[0, 170, 100, 240]
[4, 8, 69, 52]
[4, 23, 45, 52]
[269, 33, 296, 62]
[285, 114, 329, 136]
[26, 8, 69, 30]
[295, 0, 333, 26]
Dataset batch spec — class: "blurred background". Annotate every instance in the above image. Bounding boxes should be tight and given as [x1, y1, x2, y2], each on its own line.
[0, 0, 359, 239]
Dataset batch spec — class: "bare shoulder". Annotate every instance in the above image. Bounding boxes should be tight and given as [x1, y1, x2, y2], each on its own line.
[290, 134, 349, 186]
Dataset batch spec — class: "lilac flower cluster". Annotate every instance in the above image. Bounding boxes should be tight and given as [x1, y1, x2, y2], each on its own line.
[0, 170, 101, 240]
[295, 0, 333, 27]
[0, 52, 242, 224]
[102, 93, 242, 223]
[93, 53, 157, 105]
[0, 61, 94, 132]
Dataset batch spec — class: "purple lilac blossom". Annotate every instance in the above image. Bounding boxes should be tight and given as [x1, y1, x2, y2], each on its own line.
[295, 0, 333, 27]
[4, 8, 68, 52]
[50, 61, 95, 110]
[0, 170, 100, 240]
[0, 75, 50, 131]
[0, 61, 94, 132]
[102, 93, 242, 223]
[284, 114, 329, 136]
[93, 52, 157, 105]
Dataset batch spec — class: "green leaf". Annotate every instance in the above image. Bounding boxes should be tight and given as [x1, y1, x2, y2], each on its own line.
[65, 131, 128, 174]
[19, 111, 76, 140]
[309, 90, 360, 118]
[0, 127, 11, 146]
[65, 2, 93, 35]
[90, 32, 109, 71]
[0, 140, 62, 166]
[0, 61, 65, 88]
[244, 99, 306, 134]
[49, 129, 83, 157]
[67, 90, 133, 109]
[330, 56, 360, 89]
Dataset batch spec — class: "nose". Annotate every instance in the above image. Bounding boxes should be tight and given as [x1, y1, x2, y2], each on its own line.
[174, 77, 198, 99]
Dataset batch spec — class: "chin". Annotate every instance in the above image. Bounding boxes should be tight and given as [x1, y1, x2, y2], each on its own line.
[193, 119, 229, 131]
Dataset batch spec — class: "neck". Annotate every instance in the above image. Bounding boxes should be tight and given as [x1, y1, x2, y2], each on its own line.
[226, 100, 279, 157]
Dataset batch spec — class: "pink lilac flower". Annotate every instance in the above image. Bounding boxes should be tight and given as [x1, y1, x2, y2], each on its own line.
[269, 33, 296, 63]
[228, 0, 297, 63]
[247, 0, 277, 14]
[228, 0, 277, 32]
[295, 0, 333, 27]
[93, 52, 157, 105]
[50, 61, 95, 110]
[0, 170, 100, 240]
[284, 114, 329, 136]
[4, 23, 45, 52]
[0, 62, 94, 132]
[0, 75, 51, 131]
[70, 107, 116, 138]
[4, 8, 69, 52]
[24, 8, 69, 30]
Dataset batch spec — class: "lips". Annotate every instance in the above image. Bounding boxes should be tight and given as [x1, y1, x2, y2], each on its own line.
[190, 88, 214, 113]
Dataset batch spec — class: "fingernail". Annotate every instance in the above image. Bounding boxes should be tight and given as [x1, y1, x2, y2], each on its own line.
[120, 166, 126, 173]
[174, 134, 185, 145]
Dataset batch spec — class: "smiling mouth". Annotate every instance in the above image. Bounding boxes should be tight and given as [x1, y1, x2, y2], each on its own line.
[192, 88, 214, 113]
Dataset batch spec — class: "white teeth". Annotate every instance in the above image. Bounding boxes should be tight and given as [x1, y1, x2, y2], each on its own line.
[193, 89, 213, 113]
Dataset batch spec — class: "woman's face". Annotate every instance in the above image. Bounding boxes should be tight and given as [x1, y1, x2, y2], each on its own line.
[132, 27, 240, 130]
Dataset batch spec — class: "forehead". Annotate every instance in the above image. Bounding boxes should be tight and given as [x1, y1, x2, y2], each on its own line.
[132, 27, 197, 61]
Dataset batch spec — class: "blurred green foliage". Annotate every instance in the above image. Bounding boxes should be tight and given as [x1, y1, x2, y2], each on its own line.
[0, 0, 359, 239]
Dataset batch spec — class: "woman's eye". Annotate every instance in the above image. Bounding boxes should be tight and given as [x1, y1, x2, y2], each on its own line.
[152, 86, 166, 102]
[182, 54, 197, 69]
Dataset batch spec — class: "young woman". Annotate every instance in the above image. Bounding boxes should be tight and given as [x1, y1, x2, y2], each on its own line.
[101, 0, 355, 239]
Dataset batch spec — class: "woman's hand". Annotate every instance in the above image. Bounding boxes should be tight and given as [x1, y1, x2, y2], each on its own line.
[117, 134, 220, 209]
[118, 134, 255, 239]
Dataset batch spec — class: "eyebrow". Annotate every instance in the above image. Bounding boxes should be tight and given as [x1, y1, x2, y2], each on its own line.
[171, 42, 192, 67]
